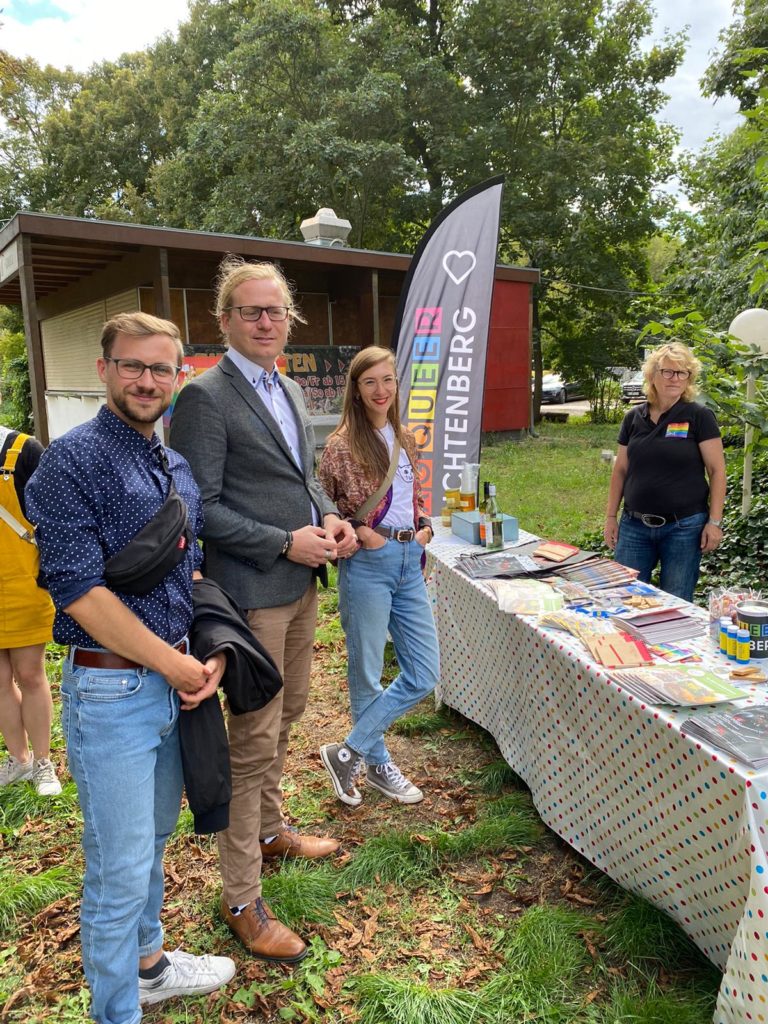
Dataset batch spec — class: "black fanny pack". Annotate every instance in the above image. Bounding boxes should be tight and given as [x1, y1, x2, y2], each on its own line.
[104, 484, 193, 596]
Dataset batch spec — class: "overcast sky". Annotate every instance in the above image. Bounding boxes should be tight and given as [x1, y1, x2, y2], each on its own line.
[1, 0, 743, 156]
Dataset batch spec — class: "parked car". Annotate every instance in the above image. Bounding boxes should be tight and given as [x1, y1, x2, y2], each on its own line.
[621, 371, 646, 403]
[539, 374, 586, 404]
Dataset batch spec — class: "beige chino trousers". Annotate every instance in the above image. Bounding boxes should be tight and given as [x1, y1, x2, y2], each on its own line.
[217, 581, 318, 907]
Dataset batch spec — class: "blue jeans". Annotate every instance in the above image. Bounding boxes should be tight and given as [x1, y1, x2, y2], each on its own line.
[61, 656, 183, 1024]
[613, 510, 708, 602]
[338, 539, 440, 765]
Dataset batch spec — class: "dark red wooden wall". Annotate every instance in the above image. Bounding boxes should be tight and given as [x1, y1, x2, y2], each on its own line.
[482, 279, 531, 431]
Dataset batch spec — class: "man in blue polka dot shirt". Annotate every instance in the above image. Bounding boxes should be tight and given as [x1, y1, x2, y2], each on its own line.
[26, 313, 236, 1024]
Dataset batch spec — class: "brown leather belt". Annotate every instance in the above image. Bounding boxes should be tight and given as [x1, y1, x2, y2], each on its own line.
[72, 640, 189, 670]
[373, 526, 416, 542]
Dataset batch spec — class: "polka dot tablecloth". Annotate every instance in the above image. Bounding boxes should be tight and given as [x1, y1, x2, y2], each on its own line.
[426, 527, 768, 1024]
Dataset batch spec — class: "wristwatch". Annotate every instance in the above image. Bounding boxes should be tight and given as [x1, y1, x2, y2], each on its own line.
[708, 517, 723, 528]
[281, 531, 293, 556]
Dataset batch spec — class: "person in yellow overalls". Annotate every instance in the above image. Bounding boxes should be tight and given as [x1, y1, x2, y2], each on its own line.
[0, 425, 61, 795]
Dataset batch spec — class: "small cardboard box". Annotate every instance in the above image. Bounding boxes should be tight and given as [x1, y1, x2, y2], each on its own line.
[451, 511, 519, 545]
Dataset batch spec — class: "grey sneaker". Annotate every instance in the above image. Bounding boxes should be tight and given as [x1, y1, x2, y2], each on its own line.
[367, 762, 423, 804]
[320, 743, 364, 807]
[32, 758, 62, 796]
[0, 755, 33, 787]
[138, 948, 236, 1005]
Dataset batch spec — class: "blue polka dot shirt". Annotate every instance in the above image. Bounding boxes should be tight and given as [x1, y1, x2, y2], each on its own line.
[25, 405, 204, 648]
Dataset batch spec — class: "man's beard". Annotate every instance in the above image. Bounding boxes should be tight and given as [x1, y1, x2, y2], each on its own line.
[111, 388, 169, 425]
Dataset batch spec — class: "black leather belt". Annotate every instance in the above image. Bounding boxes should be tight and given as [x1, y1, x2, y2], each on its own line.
[374, 526, 416, 542]
[72, 639, 189, 670]
[624, 509, 704, 528]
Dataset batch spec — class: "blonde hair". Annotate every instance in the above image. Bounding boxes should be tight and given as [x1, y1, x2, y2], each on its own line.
[643, 341, 700, 405]
[333, 345, 407, 479]
[100, 312, 183, 362]
[214, 254, 306, 340]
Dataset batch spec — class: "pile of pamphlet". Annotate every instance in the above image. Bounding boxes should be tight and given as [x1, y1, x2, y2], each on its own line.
[682, 707, 768, 768]
[610, 665, 746, 706]
[454, 540, 627, 585]
[612, 606, 706, 644]
[484, 579, 565, 614]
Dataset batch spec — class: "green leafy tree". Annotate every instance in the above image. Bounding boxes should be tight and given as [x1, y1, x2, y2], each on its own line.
[643, 308, 768, 441]
[703, 0, 768, 111]
[149, 0, 454, 246]
[451, 0, 682, 410]
[669, 127, 766, 327]
[0, 51, 81, 218]
[0, 0, 683, 398]
[0, 306, 32, 430]
[40, 53, 173, 221]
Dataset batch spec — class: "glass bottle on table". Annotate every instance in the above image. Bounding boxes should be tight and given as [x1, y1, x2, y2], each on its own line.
[485, 484, 504, 551]
[459, 463, 479, 511]
[478, 481, 491, 546]
[440, 495, 458, 528]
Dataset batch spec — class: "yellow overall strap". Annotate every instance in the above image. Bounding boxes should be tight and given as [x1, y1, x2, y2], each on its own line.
[1, 432, 30, 475]
[0, 433, 37, 543]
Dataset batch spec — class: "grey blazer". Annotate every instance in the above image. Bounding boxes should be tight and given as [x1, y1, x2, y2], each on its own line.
[169, 354, 337, 610]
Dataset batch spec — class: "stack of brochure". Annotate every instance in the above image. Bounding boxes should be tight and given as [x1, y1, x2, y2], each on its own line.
[647, 642, 702, 664]
[454, 550, 544, 580]
[454, 539, 600, 581]
[612, 606, 706, 644]
[610, 665, 746, 706]
[485, 579, 564, 615]
[682, 707, 768, 768]
[552, 557, 639, 590]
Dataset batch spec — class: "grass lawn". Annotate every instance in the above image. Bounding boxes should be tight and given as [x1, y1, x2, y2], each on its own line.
[481, 420, 619, 542]
[0, 420, 723, 1023]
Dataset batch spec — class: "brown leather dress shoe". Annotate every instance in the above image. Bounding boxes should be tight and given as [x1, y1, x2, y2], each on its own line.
[260, 827, 340, 860]
[220, 897, 307, 963]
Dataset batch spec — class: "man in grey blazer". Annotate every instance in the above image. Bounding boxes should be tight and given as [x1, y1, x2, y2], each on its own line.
[170, 257, 357, 963]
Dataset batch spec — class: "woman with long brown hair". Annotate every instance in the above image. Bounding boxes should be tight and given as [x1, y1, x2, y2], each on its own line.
[318, 346, 439, 806]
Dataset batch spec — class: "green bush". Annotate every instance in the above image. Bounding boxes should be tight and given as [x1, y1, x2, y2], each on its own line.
[0, 326, 32, 431]
[696, 450, 768, 597]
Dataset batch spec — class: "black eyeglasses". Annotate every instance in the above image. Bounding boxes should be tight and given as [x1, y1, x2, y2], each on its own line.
[105, 357, 181, 383]
[657, 368, 691, 380]
[225, 305, 291, 322]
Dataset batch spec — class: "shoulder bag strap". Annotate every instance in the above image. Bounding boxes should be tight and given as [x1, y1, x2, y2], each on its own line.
[0, 503, 36, 544]
[0, 433, 36, 544]
[352, 436, 401, 521]
[1, 432, 29, 474]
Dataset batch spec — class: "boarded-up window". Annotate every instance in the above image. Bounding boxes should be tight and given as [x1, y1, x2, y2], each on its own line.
[42, 302, 106, 391]
[185, 290, 219, 347]
[139, 288, 187, 340]
[105, 289, 140, 320]
[292, 293, 330, 346]
[41, 289, 141, 391]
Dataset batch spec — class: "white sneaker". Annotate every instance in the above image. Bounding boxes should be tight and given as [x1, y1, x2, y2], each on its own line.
[0, 754, 33, 787]
[32, 758, 62, 796]
[138, 948, 236, 1005]
[366, 762, 423, 804]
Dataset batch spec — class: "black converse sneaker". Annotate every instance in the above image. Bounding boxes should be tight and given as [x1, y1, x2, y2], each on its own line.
[320, 743, 364, 807]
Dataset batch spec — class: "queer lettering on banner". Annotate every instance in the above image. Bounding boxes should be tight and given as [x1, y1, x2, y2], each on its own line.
[393, 178, 504, 514]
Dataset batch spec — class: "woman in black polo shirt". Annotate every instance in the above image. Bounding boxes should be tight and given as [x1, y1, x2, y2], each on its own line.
[603, 342, 726, 602]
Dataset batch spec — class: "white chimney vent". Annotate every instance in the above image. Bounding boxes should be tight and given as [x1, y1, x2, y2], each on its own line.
[300, 207, 352, 247]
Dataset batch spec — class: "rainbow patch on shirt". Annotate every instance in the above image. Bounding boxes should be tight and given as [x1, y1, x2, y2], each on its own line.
[665, 422, 689, 439]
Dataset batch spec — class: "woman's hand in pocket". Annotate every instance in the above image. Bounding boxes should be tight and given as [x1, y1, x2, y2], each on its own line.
[357, 526, 386, 550]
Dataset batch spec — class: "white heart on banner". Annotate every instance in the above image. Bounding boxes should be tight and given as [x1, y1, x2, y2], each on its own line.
[442, 250, 477, 286]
